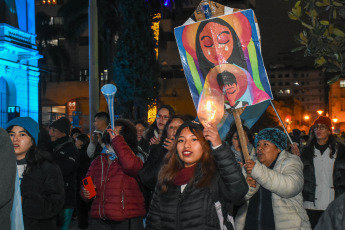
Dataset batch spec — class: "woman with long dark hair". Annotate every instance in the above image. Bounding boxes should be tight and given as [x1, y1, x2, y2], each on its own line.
[6, 117, 65, 230]
[145, 104, 175, 146]
[145, 121, 248, 229]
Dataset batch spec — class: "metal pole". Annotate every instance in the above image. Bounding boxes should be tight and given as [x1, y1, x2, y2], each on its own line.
[88, 0, 99, 133]
[270, 101, 293, 144]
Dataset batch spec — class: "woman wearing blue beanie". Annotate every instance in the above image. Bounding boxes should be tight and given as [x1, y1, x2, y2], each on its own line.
[235, 128, 311, 230]
[7, 117, 65, 230]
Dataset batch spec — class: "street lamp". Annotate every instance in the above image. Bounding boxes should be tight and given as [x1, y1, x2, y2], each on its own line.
[317, 110, 324, 115]
[332, 117, 338, 123]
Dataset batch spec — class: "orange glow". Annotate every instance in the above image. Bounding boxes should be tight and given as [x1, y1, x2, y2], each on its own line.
[317, 110, 324, 115]
[304, 115, 310, 120]
[333, 117, 338, 123]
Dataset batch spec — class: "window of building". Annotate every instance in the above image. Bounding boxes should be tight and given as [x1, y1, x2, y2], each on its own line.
[294, 90, 299, 93]
[301, 82, 305, 85]
[301, 73, 305, 78]
[271, 82, 275, 86]
[293, 73, 298, 78]
[278, 74, 283, 78]
[49, 17, 64, 26]
[279, 90, 283, 94]
[278, 82, 283, 86]
[285, 89, 290, 94]
[270, 74, 275, 78]
[285, 74, 290, 78]
[294, 82, 299, 86]
[285, 82, 290, 86]
[340, 80, 345, 87]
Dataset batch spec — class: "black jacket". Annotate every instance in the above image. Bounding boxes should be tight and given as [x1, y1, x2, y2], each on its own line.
[145, 143, 248, 230]
[21, 157, 65, 230]
[52, 136, 79, 208]
[301, 136, 345, 202]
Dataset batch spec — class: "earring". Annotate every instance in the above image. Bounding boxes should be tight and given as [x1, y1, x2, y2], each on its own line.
[225, 46, 228, 51]
[208, 49, 211, 55]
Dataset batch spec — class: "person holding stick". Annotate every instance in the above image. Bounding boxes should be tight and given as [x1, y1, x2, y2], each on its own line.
[235, 128, 310, 230]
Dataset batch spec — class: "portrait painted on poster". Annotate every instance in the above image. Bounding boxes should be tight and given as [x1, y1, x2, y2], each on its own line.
[175, 9, 273, 111]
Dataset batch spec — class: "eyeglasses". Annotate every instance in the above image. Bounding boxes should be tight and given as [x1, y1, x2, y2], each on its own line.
[314, 124, 328, 131]
[156, 114, 170, 120]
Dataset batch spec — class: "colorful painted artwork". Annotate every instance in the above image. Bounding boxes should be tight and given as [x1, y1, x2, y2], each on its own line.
[175, 9, 272, 112]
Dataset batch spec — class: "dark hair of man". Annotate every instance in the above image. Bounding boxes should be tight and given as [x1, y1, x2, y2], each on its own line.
[76, 134, 90, 151]
[158, 126, 216, 193]
[102, 119, 138, 153]
[94, 112, 110, 125]
[225, 121, 253, 146]
[217, 71, 237, 89]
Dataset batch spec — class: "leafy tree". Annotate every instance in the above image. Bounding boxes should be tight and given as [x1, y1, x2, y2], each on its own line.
[288, 0, 345, 84]
[113, 0, 159, 120]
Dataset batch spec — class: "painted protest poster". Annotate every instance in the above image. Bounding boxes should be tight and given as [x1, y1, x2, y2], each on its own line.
[174, 9, 273, 113]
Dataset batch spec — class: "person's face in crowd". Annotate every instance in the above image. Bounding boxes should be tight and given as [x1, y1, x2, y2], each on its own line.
[313, 123, 330, 143]
[75, 138, 83, 150]
[199, 22, 233, 65]
[93, 117, 107, 132]
[167, 118, 184, 140]
[136, 123, 146, 141]
[224, 83, 239, 106]
[72, 132, 80, 141]
[177, 127, 203, 168]
[256, 139, 280, 167]
[232, 131, 249, 152]
[9, 126, 33, 160]
[49, 127, 66, 142]
[156, 108, 170, 132]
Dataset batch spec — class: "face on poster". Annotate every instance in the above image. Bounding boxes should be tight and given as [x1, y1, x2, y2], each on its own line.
[175, 10, 273, 111]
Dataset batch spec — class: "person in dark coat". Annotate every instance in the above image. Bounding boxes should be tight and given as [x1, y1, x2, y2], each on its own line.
[0, 128, 16, 230]
[75, 134, 91, 230]
[145, 121, 248, 230]
[314, 192, 345, 230]
[7, 117, 65, 230]
[49, 117, 79, 230]
[301, 116, 345, 228]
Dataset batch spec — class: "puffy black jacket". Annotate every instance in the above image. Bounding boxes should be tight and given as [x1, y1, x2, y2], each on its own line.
[21, 157, 65, 230]
[301, 136, 345, 202]
[52, 136, 79, 208]
[145, 143, 248, 230]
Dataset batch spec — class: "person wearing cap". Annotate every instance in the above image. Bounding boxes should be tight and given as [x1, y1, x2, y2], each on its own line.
[235, 128, 311, 230]
[48, 117, 79, 230]
[7, 117, 65, 230]
[301, 115, 345, 228]
[145, 121, 248, 230]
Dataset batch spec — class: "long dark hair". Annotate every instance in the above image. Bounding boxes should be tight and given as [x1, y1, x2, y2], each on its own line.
[7, 125, 53, 175]
[195, 17, 247, 79]
[76, 134, 90, 152]
[158, 126, 216, 193]
[102, 119, 139, 153]
[146, 104, 175, 140]
[225, 122, 254, 146]
[306, 128, 336, 158]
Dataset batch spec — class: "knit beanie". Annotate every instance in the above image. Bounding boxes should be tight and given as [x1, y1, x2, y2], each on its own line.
[6, 117, 39, 145]
[254, 128, 287, 151]
[49, 117, 71, 136]
[313, 116, 332, 129]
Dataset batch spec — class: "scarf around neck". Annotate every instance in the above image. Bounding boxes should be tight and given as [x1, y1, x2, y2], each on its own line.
[173, 164, 197, 186]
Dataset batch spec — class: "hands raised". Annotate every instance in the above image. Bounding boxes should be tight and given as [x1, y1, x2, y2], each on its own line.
[203, 125, 222, 147]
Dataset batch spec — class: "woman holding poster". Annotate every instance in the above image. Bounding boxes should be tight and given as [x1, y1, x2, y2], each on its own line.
[146, 121, 248, 230]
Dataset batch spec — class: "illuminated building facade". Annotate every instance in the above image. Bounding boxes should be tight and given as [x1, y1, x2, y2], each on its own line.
[0, 0, 41, 127]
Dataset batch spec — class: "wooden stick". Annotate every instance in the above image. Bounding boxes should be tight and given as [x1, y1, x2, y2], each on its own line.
[232, 109, 250, 161]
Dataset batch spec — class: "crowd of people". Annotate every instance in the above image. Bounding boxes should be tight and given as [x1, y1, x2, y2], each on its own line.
[1, 105, 345, 230]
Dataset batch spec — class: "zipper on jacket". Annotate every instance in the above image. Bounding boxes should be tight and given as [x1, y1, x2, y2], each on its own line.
[176, 192, 182, 230]
[121, 190, 125, 209]
[102, 163, 112, 219]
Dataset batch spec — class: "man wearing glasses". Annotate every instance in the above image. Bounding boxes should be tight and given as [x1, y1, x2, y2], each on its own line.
[300, 116, 345, 228]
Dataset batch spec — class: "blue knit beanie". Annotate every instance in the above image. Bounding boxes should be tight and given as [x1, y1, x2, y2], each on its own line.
[6, 117, 39, 145]
[254, 128, 287, 151]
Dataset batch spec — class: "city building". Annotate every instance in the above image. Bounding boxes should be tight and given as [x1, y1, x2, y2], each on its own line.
[0, 0, 41, 128]
[328, 78, 345, 133]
